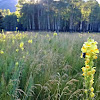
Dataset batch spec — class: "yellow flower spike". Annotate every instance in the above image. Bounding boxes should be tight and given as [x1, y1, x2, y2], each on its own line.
[81, 38, 99, 99]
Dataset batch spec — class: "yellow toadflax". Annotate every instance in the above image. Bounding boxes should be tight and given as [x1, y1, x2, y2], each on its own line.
[81, 38, 99, 99]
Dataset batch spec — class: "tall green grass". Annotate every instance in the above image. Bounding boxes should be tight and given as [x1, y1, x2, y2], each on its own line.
[0, 32, 100, 100]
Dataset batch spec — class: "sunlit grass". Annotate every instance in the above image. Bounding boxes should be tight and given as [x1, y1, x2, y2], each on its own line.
[0, 32, 100, 100]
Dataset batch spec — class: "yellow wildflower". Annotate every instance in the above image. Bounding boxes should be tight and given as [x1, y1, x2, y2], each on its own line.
[90, 92, 95, 98]
[21, 48, 24, 51]
[81, 38, 99, 99]
[28, 39, 32, 44]
[80, 53, 83, 58]
[90, 50, 94, 52]
[12, 40, 15, 44]
[82, 73, 85, 76]
[91, 68, 96, 74]
[90, 80, 94, 86]
[95, 49, 99, 53]
[94, 56, 97, 59]
[23, 56, 25, 58]
[20, 42, 24, 48]
[16, 49, 19, 52]
[46, 34, 49, 37]
[94, 41, 98, 45]
[84, 89, 88, 94]
[90, 87, 94, 92]
[81, 46, 86, 52]
[81, 38, 99, 59]
[15, 62, 19, 66]
[87, 71, 91, 76]
[81, 67, 86, 72]
[86, 43, 91, 47]
[86, 65, 90, 69]
[85, 59, 90, 65]
[0, 50, 4, 54]
[53, 32, 57, 36]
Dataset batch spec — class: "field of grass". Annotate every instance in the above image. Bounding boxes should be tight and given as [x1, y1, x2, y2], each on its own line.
[0, 32, 100, 100]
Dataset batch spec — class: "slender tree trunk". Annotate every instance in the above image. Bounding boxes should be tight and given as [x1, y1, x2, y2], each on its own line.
[80, 21, 82, 32]
[69, 15, 73, 32]
[57, 14, 60, 32]
[87, 22, 89, 31]
[29, 17, 31, 30]
[38, 8, 40, 30]
[55, 17, 57, 31]
[47, 14, 50, 31]
[32, 15, 35, 30]
[53, 17, 55, 31]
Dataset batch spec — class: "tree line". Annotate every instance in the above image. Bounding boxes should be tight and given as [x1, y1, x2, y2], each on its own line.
[0, 0, 100, 32]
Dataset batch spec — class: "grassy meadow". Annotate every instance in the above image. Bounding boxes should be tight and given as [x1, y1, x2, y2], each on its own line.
[0, 32, 100, 100]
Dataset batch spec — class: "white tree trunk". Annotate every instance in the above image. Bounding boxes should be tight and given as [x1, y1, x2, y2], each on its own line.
[69, 15, 73, 32]
[80, 21, 82, 31]
[47, 14, 50, 30]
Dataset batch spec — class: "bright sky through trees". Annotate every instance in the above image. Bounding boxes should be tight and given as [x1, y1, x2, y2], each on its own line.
[28, 0, 40, 3]
[96, 0, 100, 3]
[85, 0, 100, 3]
[34, 0, 40, 2]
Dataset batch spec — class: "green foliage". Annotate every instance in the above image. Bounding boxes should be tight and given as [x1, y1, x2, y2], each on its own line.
[1, 9, 11, 16]
[3, 13, 17, 31]
[0, 11, 3, 32]
[14, 0, 100, 32]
